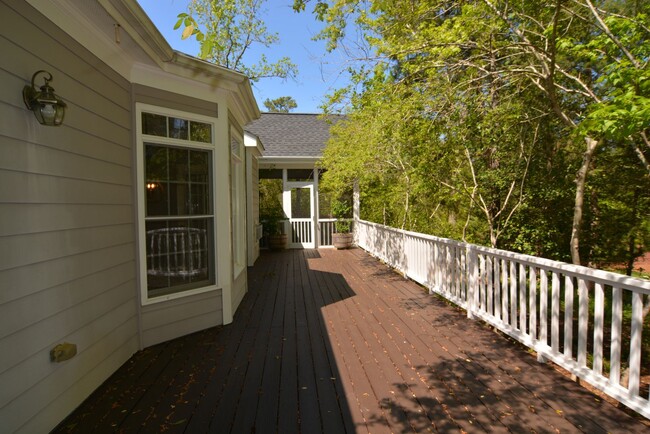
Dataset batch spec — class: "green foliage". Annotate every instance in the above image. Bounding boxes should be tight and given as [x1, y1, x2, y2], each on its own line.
[259, 179, 285, 235]
[263, 96, 298, 113]
[331, 197, 352, 232]
[176, 0, 298, 81]
[305, 0, 650, 263]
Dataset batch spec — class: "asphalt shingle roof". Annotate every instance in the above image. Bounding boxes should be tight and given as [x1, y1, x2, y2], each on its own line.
[245, 113, 342, 158]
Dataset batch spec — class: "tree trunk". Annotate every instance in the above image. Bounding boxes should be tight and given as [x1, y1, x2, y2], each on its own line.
[570, 137, 599, 266]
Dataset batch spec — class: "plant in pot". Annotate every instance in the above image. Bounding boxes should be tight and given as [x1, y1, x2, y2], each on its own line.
[260, 178, 287, 250]
[263, 207, 287, 251]
[331, 198, 353, 249]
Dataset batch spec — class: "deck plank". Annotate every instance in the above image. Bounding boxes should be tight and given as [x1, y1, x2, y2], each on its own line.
[53, 248, 650, 434]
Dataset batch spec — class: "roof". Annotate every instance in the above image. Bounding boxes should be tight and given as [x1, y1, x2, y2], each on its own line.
[245, 113, 342, 158]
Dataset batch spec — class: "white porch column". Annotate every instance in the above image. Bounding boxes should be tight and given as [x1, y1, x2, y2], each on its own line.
[313, 168, 320, 248]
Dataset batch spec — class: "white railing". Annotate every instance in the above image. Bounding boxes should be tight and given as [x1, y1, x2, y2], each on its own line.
[289, 219, 313, 245]
[356, 219, 650, 419]
[319, 218, 337, 246]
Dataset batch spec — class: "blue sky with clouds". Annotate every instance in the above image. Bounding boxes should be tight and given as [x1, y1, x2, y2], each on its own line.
[137, 0, 350, 113]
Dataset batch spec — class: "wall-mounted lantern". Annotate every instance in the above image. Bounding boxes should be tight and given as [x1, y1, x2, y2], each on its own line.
[23, 70, 67, 126]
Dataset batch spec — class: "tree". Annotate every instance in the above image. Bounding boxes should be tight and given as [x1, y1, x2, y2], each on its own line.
[263, 96, 298, 112]
[176, 0, 298, 81]
[302, 0, 650, 265]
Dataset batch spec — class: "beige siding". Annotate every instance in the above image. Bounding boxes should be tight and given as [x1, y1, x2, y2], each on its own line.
[0, 1, 138, 432]
[134, 86, 224, 346]
[247, 151, 260, 265]
[140, 291, 223, 347]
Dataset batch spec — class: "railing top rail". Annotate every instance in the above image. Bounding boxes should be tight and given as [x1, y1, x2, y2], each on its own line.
[357, 219, 650, 293]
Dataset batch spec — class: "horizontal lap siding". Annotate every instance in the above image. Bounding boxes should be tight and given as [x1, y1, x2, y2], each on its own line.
[0, 2, 138, 433]
[134, 85, 223, 347]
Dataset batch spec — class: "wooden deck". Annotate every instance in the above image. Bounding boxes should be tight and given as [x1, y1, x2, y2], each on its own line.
[54, 248, 648, 433]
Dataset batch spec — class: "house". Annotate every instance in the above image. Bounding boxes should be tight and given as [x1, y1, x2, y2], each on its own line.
[246, 113, 342, 248]
[0, 0, 260, 432]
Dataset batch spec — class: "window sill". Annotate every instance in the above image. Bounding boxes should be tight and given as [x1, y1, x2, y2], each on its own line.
[141, 284, 221, 306]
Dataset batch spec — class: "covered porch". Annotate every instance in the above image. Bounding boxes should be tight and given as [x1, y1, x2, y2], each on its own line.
[54, 248, 646, 433]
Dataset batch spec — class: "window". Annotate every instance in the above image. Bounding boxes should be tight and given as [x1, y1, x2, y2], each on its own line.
[137, 106, 217, 302]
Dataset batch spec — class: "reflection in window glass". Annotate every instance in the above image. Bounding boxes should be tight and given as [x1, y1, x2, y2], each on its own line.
[145, 218, 214, 295]
[190, 151, 209, 183]
[169, 117, 189, 140]
[169, 148, 189, 182]
[168, 182, 190, 216]
[145, 144, 211, 218]
[190, 121, 212, 143]
[142, 113, 167, 136]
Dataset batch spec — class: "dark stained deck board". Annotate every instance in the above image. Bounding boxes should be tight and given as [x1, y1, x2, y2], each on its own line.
[336, 252, 556, 432]
[305, 252, 353, 434]
[52, 248, 650, 434]
[342, 249, 630, 433]
[332, 251, 510, 433]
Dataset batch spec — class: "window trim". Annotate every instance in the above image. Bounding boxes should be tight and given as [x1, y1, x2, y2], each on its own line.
[136, 103, 220, 305]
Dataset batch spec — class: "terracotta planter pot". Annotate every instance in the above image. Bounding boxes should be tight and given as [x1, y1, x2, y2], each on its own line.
[268, 234, 288, 250]
[332, 232, 353, 250]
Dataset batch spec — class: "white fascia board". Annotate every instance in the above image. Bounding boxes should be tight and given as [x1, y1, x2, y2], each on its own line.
[244, 132, 265, 155]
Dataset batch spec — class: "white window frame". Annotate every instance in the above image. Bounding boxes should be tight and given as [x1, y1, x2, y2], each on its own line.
[136, 103, 219, 305]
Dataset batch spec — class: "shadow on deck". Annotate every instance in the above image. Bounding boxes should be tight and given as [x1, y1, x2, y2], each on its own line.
[53, 249, 648, 433]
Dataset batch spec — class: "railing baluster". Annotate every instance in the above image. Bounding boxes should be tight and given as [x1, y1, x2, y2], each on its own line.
[551, 271, 560, 353]
[510, 261, 517, 328]
[502, 259, 509, 324]
[629, 292, 643, 396]
[452, 247, 464, 301]
[468, 246, 478, 318]
[520, 263, 527, 334]
[477, 255, 486, 310]
[577, 278, 589, 368]
[487, 256, 493, 315]
[564, 275, 574, 359]
[530, 267, 537, 341]
[539, 269, 548, 346]
[458, 246, 462, 299]
[610, 286, 622, 386]
[494, 258, 501, 321]
[593, 283, 604, 375]
[433, 243, 439, 293]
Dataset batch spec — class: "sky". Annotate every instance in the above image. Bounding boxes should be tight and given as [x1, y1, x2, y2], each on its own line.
[137, 0, 351, 113]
